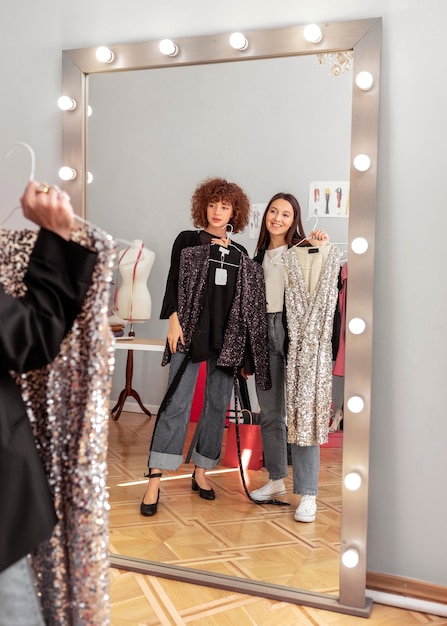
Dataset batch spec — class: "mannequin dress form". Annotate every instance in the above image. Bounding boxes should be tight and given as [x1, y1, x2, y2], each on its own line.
[112, 240, 156, 421]
[116, 239, 155, 322]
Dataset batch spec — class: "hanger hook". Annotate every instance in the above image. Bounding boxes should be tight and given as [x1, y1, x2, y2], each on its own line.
[226, 223, 234, 236]
[307, 214, 319, 232]
[6, 141, 36, 181]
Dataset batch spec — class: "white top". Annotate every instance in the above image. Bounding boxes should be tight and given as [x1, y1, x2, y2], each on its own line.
[263, 245, 287, 313]
[116, 240, 155, 321]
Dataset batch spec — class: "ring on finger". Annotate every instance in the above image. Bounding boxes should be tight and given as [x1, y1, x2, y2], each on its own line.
[36, 182, 50, 194]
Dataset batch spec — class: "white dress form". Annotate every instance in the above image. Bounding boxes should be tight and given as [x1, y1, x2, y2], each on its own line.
[116, 240, 155, 322]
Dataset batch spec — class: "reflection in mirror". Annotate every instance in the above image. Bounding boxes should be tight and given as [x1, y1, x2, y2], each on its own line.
[61, 18, 381, 617]
[87, 51, 351, 598]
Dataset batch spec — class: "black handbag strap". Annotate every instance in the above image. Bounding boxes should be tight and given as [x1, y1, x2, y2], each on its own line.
[232, 371, 290, 507]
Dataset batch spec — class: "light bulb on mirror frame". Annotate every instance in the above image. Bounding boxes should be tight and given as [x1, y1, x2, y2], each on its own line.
[87, 172, 93, 184]
[351, 237, 369, 254]
[57, 96, 77, 111]
[58, 166, 77, 181]
[354, 153, 371, 172]
[229, 32, 248, 50]
[304, 24, 323, 44]
[356, 71, 374, 91]
[344, 472, 362, 491]
[347, 395, 364, 414]
[342, 548, 360, 568]
[96, 46, 115, 63]
[348, 318, 366, 334]
[159, 39, 178, 57]
[87, 105, 93, 117]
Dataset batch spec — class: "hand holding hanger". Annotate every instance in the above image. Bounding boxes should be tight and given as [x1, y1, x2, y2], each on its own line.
[20, 180, 74, 241]
[209, 222, 234, 248]
[307, 229, 330, 246]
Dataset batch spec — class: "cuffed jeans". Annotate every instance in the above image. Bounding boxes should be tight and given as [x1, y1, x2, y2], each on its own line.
[256, 313, 320, 494]
[290, 442, 320, 496]
[0, 557, 45, 626]
[149, 350, 234, 471]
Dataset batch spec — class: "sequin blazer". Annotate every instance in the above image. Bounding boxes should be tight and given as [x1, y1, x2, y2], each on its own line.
[162, 244, 271, 391]
[0, 229, 97, 573]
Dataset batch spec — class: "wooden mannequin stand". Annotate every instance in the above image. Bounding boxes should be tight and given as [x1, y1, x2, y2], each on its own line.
[111, 324, 152, 421]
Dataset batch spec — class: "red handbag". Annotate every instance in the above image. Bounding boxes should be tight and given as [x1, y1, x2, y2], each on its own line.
[223, 409, 263, 471]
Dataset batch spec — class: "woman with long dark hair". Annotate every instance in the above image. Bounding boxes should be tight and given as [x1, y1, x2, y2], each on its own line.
[247, 192, 329, 523]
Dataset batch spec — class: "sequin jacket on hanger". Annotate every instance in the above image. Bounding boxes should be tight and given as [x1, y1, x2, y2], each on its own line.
[0, 225, 116, 626]
[162, 244, 271, 391]
[283, 244, 343, 446]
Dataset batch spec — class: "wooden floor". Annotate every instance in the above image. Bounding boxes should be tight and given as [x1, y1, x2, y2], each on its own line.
[107, 412, 444, 625]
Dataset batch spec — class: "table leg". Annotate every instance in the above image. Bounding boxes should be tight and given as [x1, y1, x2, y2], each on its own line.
[111, 331, 152, 421]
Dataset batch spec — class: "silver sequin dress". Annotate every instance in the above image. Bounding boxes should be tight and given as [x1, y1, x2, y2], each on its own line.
[0, 225, 116, 625]
[283, 245, 343, 446]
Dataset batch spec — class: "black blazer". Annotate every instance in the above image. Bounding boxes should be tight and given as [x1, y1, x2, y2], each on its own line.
[0, 229, 97, 572]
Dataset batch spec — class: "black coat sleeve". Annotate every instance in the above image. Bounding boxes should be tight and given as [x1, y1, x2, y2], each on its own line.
[0, 228, 97, 374]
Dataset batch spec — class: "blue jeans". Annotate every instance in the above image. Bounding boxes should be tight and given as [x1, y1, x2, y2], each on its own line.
[149, 350, 234, 470]
[256, 313, 288, 481]
[256, 313, 320, 494]
[0, 557, 45, 626]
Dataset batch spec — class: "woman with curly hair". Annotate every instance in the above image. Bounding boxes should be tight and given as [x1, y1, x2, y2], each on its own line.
[141, 177, 270, 516]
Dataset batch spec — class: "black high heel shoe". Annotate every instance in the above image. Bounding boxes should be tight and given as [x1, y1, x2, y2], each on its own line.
[192, 470, 216, 500]
[140, 472, 162, 516]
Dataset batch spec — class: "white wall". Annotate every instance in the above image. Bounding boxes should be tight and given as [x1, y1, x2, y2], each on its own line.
[1, 0, 446, 592]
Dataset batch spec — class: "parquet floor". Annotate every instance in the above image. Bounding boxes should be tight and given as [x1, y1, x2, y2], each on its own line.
[107, 412, 446, 625]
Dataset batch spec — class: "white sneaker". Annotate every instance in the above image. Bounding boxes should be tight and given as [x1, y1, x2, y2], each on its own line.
[294, 495, 317, 522]
[249, 479, 286, 501]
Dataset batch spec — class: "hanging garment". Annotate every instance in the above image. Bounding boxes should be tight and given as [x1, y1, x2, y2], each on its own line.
[0, 224, 116, 626]
[333, 262, 348, 376]
[283, 244, 343, 446]
[162, 244, 271, 391]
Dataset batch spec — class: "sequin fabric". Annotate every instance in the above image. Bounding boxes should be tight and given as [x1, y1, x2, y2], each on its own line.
[283, 245, 343, 446]
[167, 244, 271, 390]
[0, 225, 116, 625]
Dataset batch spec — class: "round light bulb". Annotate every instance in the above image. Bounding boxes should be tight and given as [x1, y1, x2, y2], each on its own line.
[348, 318, 366, 334]
[344, 472, 362, 491]
[354, 154, 371, 172]
[58, 166, 77, 181]
[87, 105, 93, 117]
[356, 71, 374, 91]
[96, 47, 114, 63]
[347, 396, 364, 413]
[159, 39, 178, 56]
[351, 237, 369, 254]
[229, 32, 248, 50]
[304, 24, 323, 44]
[342, 549, 359, 568]
[87, 171, 93, 184]
[57, 96, 77, 111]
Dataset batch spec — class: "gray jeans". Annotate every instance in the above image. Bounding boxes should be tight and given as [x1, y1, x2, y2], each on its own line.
[256, 313, 320, 494]
[149, 350, 234, 471]
[0, 557, 45, 626]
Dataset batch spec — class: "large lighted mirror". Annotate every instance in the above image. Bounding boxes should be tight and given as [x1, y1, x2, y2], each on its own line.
[62, 17, 381, 617]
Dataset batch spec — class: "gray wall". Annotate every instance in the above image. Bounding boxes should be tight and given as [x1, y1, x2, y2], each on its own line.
[1, 0, 446, 592]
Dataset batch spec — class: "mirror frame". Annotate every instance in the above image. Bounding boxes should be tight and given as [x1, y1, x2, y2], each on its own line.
[61, 17, 381, 618]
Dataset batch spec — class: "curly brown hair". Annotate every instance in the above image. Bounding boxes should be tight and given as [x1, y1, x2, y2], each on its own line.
[190, 177, 250, 234]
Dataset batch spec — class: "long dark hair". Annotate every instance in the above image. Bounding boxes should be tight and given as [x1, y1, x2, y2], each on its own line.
[255, 192, 307, 255]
